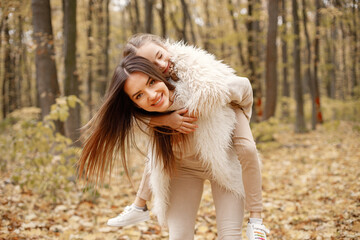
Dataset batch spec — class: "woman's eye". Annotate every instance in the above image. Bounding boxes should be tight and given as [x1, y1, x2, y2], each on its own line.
[135, 93, 143, 99]
[159, 53, 163, 59]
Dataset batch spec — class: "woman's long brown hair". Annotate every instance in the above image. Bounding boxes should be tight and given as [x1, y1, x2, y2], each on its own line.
[77, 55, 181, 186]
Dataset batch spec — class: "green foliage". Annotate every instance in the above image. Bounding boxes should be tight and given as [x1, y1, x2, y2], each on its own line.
[81, 186, 101, 203]
[277, 94, 360, 125]
[0, 96, 82, 203]
[45, 95, 84, 123]
[251, 117, 280, 143]
[321, 97, 360, 122]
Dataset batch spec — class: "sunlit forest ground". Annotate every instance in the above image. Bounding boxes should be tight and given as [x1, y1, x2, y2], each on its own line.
[1, 100, 360, 239]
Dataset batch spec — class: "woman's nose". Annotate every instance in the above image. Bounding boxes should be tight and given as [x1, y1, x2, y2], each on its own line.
[147, 89, 156, 100]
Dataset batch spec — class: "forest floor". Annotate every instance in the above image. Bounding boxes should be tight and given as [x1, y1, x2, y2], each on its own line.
[1, 121, 360, 240]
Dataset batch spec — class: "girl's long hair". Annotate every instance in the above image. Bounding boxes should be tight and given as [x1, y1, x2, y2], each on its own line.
[77, 55, 181, 185]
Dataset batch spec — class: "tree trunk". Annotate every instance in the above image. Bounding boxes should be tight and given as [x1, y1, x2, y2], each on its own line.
[15, 15, 23, 109]
[63, 0, 80, 143]
[180, 1, 187, 42]
[2, 15, 15, 118]
[96, 0, 106, 96]
[169, 8, 183, 40]
[247, 0, 262, 122]
[180, 0, 196, 44]
[263, 0, 278, 120]
[350, 0, 358, 95]
[18, 14, 33, 107]
[227, 0, 246, 66]
[202, 0, 211, 51]
[281, 0, 290, 120]
[314, 0, 323, 123]
[31, 0, 64, 133]
[301, 0, 316, 129]
[246, 0, 257, 121]
[340, 20, 347, 99]
[292, 0, 306, 133]
[104, 0, 110, 90]
[127, 0, 139, 34]
[158, 0, 166, 38]
[134, 0, 141, 32]
[87, 0, 94, 119]
[330, 18, 337, 99]
[144, 0, 154, 33]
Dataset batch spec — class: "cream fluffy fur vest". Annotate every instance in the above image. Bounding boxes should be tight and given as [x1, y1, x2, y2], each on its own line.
[149, 42, 245, 226]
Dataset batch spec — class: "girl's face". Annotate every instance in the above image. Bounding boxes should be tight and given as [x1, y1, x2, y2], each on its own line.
[137, 42, 172, 78]
[124, 71, 173, 112]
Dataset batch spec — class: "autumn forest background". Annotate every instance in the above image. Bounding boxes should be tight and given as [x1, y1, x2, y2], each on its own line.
[0, 0, 359, 239]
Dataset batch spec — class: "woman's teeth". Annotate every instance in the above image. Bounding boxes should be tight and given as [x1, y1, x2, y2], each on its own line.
[155, 95, 162, 105]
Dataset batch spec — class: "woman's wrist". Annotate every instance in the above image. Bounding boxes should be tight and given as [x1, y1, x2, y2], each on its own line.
[149, 115, 168, 127]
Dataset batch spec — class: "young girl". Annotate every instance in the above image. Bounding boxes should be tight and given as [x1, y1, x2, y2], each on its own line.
[79, 55, 247, 239]
[106, 34, 269, 240]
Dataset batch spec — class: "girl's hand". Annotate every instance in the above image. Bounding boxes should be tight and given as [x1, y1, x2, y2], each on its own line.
[169, 109, 198, 134]
[149, 109, 198, 134]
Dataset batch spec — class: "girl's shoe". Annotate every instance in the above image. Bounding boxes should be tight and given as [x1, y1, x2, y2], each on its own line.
[107, 204, 150, 227]
[246, 222, 270, 240]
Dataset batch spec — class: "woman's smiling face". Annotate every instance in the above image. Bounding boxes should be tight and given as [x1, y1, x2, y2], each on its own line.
[136, 42, 172, 78]
[124, 71, 173, 112]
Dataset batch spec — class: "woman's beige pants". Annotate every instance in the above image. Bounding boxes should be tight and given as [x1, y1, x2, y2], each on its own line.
[136, 109, 262, 239]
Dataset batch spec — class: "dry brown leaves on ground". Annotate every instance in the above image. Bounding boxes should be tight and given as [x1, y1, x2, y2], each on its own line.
[1, 121, 359, 239]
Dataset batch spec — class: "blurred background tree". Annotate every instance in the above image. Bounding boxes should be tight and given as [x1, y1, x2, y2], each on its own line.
[0, 0, 359, 138]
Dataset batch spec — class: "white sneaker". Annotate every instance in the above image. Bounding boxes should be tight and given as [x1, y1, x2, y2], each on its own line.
[246, 222, 270, 240]
[107, 204, 150, 227]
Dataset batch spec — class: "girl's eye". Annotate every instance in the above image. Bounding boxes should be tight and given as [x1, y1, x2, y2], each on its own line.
[158, 53, 163, 59]
[149, 79, 156, 86]
[135, 93, 143, 99]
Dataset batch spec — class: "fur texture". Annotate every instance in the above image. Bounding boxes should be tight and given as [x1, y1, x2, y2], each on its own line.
[149, 42, 246, 226]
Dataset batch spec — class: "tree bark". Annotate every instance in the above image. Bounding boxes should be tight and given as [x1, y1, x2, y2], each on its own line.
[127, 0, 141, 33]
[180, 0, 196, 44]
[169, 9, 183, 40]
[31, 0, 63, 133]
[247, 0, 262, 122]
[202, 0, 211, 51]
[134, 0, 141, 32]
[227, 0, 246, 66]
[301, 0, 316, 129]
[2, 15, 15, 118]
[144, 0, 154, 33]
[158, 0, 167, 38]
[330, 18, 337, 99]
[16, 14, 23, 109]
[87, 0, 94, 119]
[292, 0, 306, 133]
[263, 0, 278, 120]
[96, 0, 106, 96]
[314, 0, 323, 123]
[104, 0, 110, 90]
[340, 20, 347, 99]
[281, 0, 290, 120]
[350, 0, 358, 95]
[63, 0, 80, 143]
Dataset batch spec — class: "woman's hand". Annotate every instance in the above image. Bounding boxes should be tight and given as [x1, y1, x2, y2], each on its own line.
[168, 109, 198, 134]
[150, 109, 198, 134]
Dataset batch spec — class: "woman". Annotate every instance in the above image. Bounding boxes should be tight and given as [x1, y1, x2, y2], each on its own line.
[106, 34, 269, 240]
[78, 55, 248, 239]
